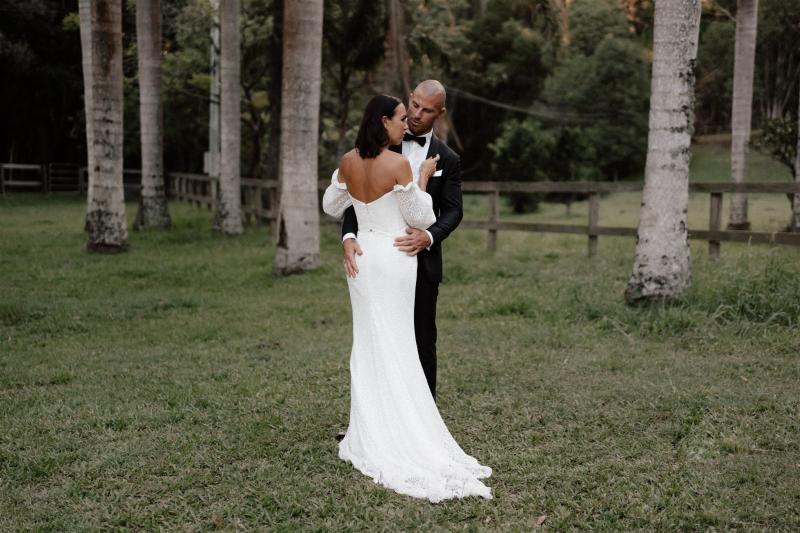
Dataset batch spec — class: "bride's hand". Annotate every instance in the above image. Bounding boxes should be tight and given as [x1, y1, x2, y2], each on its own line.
[418, 154, 440, 191]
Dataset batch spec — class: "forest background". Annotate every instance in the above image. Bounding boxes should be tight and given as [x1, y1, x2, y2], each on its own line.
[2, 0, 798, 214]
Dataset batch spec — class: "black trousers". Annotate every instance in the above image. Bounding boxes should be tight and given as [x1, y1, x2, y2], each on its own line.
[414, 267, 439, 400]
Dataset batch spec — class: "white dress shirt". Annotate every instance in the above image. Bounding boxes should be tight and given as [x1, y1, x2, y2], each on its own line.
[342, 129, 435, 248]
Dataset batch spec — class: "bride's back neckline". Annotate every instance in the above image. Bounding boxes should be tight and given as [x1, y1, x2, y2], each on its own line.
[349, 188, 395, 206]
[340, 148, 409, 204]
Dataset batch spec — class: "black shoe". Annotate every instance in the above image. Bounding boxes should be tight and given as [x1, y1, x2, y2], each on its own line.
[335, 430, 346, 442]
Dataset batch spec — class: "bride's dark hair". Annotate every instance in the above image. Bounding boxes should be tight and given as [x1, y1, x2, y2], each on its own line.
[355, 94, 401, 158]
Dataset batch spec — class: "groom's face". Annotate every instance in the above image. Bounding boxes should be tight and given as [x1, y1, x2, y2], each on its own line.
[407, 91, 444, 136]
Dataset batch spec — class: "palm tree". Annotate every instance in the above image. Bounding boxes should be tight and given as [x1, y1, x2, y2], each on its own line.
[78, 0, 93, 162]
[134, 0, 171, 230]
[79, 0, 128, 251]
[625, 0, 702, 304]
[274, 0, 324, 274]
[213, 0, 244, 235]
[728, 0, 760, 230]
[208, 0, 221, 181]
[793, 85, 800, 232]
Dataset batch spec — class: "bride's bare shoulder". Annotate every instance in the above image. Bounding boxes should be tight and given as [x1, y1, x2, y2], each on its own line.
[381, 150, 410, 169]
[379, 151, 411, 184]
[340, 149, 359, 166]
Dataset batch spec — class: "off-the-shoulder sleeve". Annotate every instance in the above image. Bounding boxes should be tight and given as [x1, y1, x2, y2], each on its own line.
[393, 181, 436, 229]
[322, 169, 351, 219]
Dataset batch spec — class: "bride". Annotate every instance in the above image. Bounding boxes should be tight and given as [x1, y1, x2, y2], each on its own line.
[322, 94, 493, 502]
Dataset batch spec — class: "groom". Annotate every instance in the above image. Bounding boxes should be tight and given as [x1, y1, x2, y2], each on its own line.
[341, 79, 463, 402]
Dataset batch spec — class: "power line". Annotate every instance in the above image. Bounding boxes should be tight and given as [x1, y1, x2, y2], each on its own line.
[446, 85, 645, 124]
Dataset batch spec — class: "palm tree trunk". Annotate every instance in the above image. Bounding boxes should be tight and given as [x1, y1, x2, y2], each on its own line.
[274, 0, 323, 274]
[78, 0, 94, 177]
[728, 0, 759, 230]
[208, 0, 221, 181]
[793, 83, 800, 232]
[264, 0, 283, 237]
[79, 0, 128, 252]
[214, 0, 244, 235]
[134, 0, 171, 230]
[264, 0, 283, 181]
[625, 0, 701, 304]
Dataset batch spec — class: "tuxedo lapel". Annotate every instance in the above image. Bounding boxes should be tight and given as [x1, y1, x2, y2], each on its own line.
[424, 135, 442, 198]
[425, 135, 438, 159]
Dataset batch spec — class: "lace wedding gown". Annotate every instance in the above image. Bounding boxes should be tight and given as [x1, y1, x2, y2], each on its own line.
[322, 172, 493, 502]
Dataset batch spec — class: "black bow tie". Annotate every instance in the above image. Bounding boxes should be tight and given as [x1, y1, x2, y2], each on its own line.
[403, 132, 427, 147]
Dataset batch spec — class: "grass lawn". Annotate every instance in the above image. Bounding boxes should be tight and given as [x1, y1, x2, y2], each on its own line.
[1, 144, 799, 530]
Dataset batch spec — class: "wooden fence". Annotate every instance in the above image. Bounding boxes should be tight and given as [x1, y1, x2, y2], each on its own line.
[5, 166, 799, 257]
[169, 173, 279, 227]
[166, 173, 800, 258]
[0, 164, 141, 194]
[0, 164, 48, 194]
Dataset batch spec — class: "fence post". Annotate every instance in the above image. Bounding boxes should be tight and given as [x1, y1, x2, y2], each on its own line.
[588, 192, 599, 257]
[709, 192, 722, 258]
[268, 185, 278, 235]
[255, 183, 264, 223]
[244, 186, 253, 225]
[41, 164, 49, 194]
[488, 189, 499, 252]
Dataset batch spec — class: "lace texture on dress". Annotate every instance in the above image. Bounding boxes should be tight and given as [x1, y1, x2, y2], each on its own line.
[321, 169, 436, 232]
[321, 171, 352, 219]
[392, 181, 437, 230]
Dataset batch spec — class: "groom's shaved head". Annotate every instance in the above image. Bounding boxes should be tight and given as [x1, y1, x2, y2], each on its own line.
[407, 80, 447, 135]
[413, 80, 447, 110]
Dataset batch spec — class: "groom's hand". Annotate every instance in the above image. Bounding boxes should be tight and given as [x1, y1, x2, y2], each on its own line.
[394, 227, 431, 256]
[343, 238, 362, 278]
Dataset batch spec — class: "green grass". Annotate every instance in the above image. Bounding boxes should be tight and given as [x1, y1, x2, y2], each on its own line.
[1, 144, 799, 530]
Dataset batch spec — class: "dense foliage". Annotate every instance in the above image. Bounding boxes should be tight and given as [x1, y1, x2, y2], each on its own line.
[0, 0, 797, 197]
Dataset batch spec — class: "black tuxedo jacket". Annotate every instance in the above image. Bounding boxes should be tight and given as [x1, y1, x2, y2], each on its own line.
[341, 135, 463, 284]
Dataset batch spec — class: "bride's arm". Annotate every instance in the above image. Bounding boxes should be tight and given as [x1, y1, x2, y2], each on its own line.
[321, 167, 352, 219]
[394, 159, 436, 229]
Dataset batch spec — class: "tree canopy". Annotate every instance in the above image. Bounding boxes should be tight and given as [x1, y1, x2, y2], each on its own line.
[1, 0, 798, 203]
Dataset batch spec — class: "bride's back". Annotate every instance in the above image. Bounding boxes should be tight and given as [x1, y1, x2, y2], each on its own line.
[339, 148, 410, 204]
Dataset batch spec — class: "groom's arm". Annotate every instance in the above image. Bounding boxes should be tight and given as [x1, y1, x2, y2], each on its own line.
[336, 166, 361, 278]
[427, 153, 463, 245]
[337, 164, 357, 240]
[342, 205, 358, 240]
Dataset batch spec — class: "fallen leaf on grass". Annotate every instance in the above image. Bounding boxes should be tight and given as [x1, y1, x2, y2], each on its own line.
[535, 514, 547, 528]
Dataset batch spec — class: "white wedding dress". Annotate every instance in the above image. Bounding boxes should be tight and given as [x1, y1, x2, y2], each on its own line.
[322, 172, 493, 503]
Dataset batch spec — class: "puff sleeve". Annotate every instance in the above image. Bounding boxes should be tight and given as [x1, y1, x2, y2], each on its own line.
[321, 169, 351, 219]
[393, 181, 436, 230]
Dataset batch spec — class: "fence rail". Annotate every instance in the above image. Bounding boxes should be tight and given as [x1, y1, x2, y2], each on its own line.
[458, 180, 800, 256]
[5, 164, 800, 257]
[0, 164, 48, 194]
[170, 174, 800, 257]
